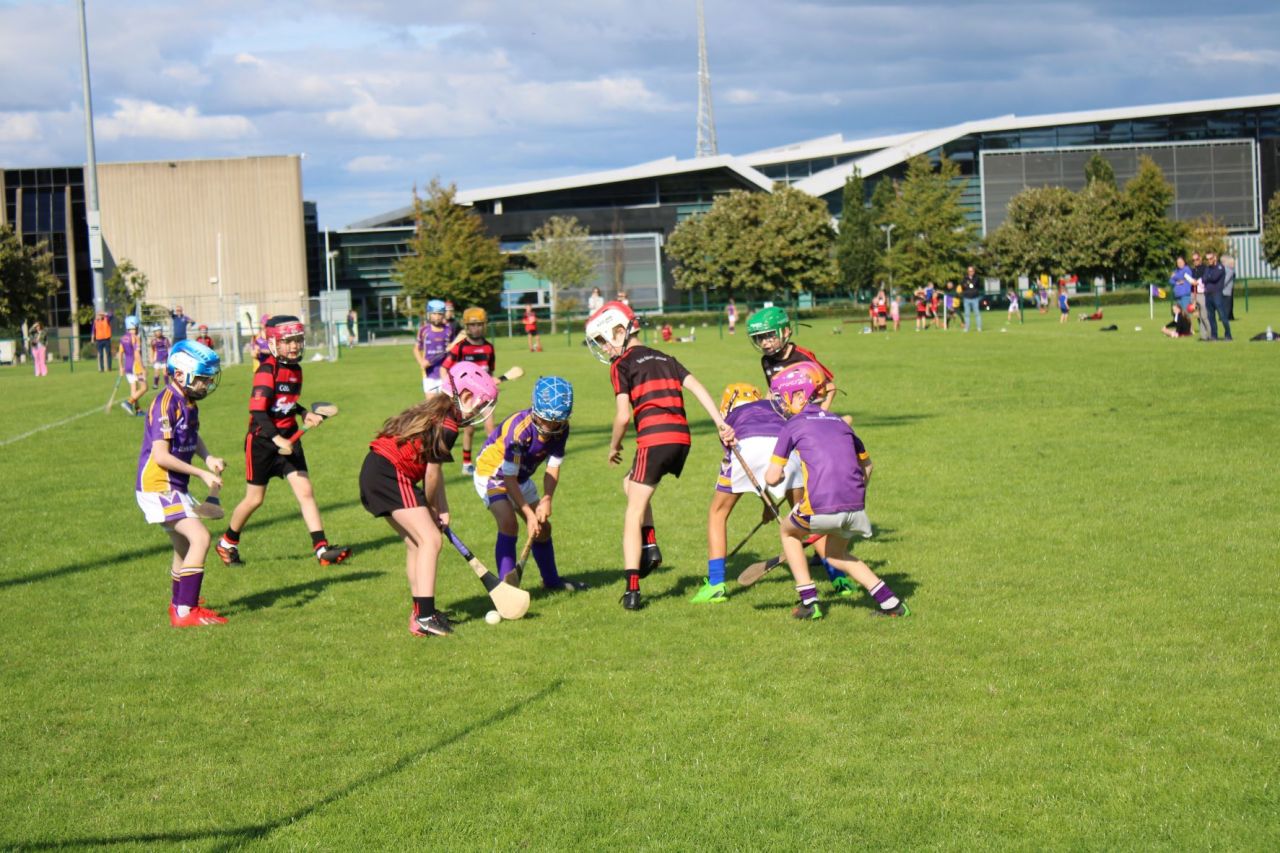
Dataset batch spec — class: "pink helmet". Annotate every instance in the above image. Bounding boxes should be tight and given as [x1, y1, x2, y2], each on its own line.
[769, 361, 824, 417]
[441, 362, 499, 425]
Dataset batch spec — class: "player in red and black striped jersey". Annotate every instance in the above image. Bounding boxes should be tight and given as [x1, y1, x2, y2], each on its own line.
[216, 315, 352, 568]
[585, 301, 735, 611]
[442, 307, 497, 475]
[358, 363, 498, 637]
[746, 305, 837, 410]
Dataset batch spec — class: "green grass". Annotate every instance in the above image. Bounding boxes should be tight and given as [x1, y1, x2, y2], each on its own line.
[2, 302, 1278, 849]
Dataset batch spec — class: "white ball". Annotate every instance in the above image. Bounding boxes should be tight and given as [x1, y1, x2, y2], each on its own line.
[1134, 326, 1142, 332]
[485, 610, 502, 625]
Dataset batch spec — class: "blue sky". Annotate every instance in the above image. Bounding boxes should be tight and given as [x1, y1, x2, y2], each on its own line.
[2, 1, 1278, 229]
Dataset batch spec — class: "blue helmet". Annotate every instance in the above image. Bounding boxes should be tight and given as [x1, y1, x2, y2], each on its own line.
[427, 299, 447, 316]
[531, 376, 573, 423]
[125, 315, 140, 330]
[167, 339, 222, 399]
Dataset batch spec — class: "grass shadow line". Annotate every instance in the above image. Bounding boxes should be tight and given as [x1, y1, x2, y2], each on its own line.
[220, 570, 383, 615]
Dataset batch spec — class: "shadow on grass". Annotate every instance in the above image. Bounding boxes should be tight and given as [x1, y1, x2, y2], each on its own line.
[0, 499, 361, 593]
[749, 571, 919, 614]
[220, 570, 382, 615]
[9, 679, 565, 851]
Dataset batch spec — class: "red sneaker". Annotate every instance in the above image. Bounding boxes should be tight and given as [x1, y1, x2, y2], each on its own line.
[169, 604, 228, 627]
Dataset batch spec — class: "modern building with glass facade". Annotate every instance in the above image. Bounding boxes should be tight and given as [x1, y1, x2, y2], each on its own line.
[339, 91, 1280, 314]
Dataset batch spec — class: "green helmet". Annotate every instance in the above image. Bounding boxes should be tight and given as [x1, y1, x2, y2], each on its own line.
[746, 306, 790, 354]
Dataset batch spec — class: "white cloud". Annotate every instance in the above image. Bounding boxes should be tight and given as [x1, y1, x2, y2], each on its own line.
[0, 112, 41, 142]
[345, 154, 401, 173]
[234, 52, 266, 67]
[724, 89, 759, 105]
[97, 99, 256, 142]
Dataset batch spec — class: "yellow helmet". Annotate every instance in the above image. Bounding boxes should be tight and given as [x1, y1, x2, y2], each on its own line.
[719, 382, 762, 416]
[463, 307, 487, 325]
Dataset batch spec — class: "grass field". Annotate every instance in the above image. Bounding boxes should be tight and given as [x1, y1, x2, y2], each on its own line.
[2, 301, 1278, 850]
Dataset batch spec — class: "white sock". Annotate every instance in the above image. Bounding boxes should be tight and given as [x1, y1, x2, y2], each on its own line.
[176, 604, 192, 617]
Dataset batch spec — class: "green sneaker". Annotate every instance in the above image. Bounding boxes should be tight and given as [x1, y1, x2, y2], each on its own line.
[831, 576, 857, 597]
[690, 580, 728, 604]
[869, 600, 911, 618]
[791, 601, 824, 620]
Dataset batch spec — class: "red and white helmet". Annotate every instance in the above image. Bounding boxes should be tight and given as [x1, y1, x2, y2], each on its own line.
[441, 362, 499, 426]
[265, 315, 306, 363]
[584, 300, 639, 364]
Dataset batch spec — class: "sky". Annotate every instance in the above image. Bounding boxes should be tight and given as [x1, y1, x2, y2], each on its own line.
[2, 0, 1278, 230]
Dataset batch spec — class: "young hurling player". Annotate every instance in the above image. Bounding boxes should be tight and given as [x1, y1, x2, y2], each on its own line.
[473, 376, 586, 592]
[118, 316, 148, 416]
[150, 327, 171, 389]
[765, 365, 909, 620]
[414, 299, 451, 396]
[585, 300, 735, 611]
[442, 306, 497, 475]
[359, 363, 499, 637]
[216, 315, 351, 567]
[745, 306, 837, 409]
[135, 340, 228, 626]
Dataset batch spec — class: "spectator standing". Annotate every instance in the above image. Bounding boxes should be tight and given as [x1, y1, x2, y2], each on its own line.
[616, 290, 630, 308]
[587, 287, 604, 316]
[1058, 286, 1070, 323]
[30, 321, 48, 377]
[726, 298, 738, 335]
[1201, 252, 1231, 341]
[1169, 256, 1195, 312]
[169, 305, 196, 342]
[523, 305, 542, 352]
[347, 309, 357, 348]
[1189, 252, 1211, 341]
[1007, 289, 1020, 324]
[92, 310, 114, 371]
[1222, 255, 1237, 321]
[889, 292, 901, 331]
[960, 267, 983, 332]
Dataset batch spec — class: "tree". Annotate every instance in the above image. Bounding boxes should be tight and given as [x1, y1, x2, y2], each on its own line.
[666, 186, 836, 296]
[1264, 190, 1280, 269]
[882, 155, 977, 289]
[1184, 213, 1229, 259]
[1120, 156, 1187, 282]
[1068, 178, 1126, 284]
[985, 186, 1076, 282]
[105, 258, 149, 318]
[1084, 153, 1116, 188]
[394, 179, 505, 318]
[835, 170, 882, 295]
[525, 215, 595, 332]
[0, 224, 60, 329]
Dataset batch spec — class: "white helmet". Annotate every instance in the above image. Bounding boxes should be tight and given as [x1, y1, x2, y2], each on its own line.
[584, 301, 639, 364]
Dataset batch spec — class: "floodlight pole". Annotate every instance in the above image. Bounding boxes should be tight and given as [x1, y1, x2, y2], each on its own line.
[77, 0, 106, 314]
[880, 223, 896, 291]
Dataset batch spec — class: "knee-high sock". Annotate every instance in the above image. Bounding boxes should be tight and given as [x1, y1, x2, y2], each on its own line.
[822, 558, 840, 582]
[532, 539, 561, 587]
[495, 532, 517, 581]
[707, 557, 726, 586]
[175, 566, 204, 609]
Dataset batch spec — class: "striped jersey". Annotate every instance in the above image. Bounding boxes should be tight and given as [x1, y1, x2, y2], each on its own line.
[248, 355, 302, 438]
[760, 344, 833, 388]
[136, 383, 200, 492]
[443, 337, 495, 373]
[369, 417, 460, 484]
[475, 408, 568, 490]
[610, 345, 691, 448]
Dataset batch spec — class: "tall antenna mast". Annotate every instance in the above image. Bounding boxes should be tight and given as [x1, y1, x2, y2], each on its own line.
[695, 0, 718, 158]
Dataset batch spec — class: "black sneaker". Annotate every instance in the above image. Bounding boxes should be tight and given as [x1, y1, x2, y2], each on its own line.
[638, 543, 663, 578]
[316, 544, 352, 566]
[869, 601, 911, 618]
[620, 590, 643, 611]
[412, 611, 453, 637]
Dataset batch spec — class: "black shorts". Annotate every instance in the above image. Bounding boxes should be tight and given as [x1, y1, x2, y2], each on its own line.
[245, 432, 309, 486]
[359, 452, 426, 518]
[628, 443, 690, 487]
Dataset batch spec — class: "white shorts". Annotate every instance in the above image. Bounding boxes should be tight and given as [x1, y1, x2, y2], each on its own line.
[136, 490, 197, 525]
[474, 473, 538, 508]
[153, 361, 165, 370]
[126, 373, 141, 384]
[717, 436, 802, 499]
[423, 375, 442, 395]
[794, 508, 872, 539]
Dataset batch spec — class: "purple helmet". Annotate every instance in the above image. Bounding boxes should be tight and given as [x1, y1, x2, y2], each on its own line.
[769, 361, 823, 417]
[441, 362, 499, 425]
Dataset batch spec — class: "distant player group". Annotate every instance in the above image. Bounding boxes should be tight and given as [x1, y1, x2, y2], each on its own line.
[132, 298, 910, 633]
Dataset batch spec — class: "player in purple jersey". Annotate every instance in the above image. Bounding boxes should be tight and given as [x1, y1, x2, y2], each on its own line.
[414, 299, 451, 395]
[150, 328, 171, 389]
[472, 377, 587, 591]
[117, 316, 148, 416]
[135, 340, 229, 627]
[765, 364, 909, 620]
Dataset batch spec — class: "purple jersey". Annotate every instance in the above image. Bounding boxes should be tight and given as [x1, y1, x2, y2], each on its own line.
[770, 404, 866, 515]
[152, 335, 170, 363]
[718, 398, 785, 467]
[475, 409, 568, 489]
[119, 333, 145, 373]
[136, 383, 201, 493]
[416, 324, 451, 380]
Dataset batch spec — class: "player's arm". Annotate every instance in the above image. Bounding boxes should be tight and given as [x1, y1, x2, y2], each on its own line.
[682, 373, 735, 444]
[764, 456, 786, 488]
[151, 437, 220, 489]
[412, 334, 428, 369]
[195, 436, 225, 475]
[425, 462, 449, 524]
[608, 393, 631, 465]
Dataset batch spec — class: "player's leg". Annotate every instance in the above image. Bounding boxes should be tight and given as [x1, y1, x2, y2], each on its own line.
[695, 489, 739, 603]
[779, 512, 821, 619]
[460, 424, 476, 474]
[166, 516, 225, 626]
[620, 474, 657, 609]
[388, 507, 449, 636]
[822, 523, 909, 616]
[486, 494, 521, 582]
[285, 469, 350, 565]
[219, 475, 268, 565]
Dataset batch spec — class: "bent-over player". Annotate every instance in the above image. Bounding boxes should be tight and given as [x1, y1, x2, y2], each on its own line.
[442, 306, 497, 475]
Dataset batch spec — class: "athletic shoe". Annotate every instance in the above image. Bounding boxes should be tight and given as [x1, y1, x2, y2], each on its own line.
[316, 544, 351, 566]
[638, 543, 663, 578]
[690, 580, 728, 604]
[169, 604, 228, 627]
[620, 590, 643, 611]
[216, 543, 243, 566]
[547, 579, 589, 592]
[120, 401, 135, 415]
[409, 609, 453, 637]
[791, 601, 823, 620]
[869, 601, 911, 618]
[831, 576, 858, 597]
[461, 463, 476, 476]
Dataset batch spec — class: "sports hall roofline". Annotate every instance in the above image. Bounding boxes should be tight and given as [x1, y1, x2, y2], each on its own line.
[736, 130, 920, 165]
[793, 91, 1280, 198]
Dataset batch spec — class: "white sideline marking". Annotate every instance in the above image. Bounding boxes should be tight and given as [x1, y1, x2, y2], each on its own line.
[0, 406, 104, 447]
